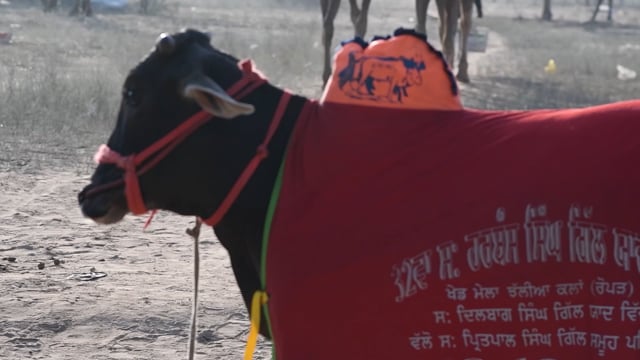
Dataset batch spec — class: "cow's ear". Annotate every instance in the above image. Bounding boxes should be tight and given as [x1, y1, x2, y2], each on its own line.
[183, 73, 254, 119]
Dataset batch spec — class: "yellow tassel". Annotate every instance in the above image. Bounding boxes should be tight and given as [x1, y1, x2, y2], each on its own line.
[243, 290, 269, 360]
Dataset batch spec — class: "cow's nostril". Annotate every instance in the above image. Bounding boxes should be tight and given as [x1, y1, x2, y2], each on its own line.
[78, 183, 98, 205]
[78, 188, 87, 205]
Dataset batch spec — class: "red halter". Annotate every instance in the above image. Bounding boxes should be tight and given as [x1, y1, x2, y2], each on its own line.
[85, 59, 292, 227]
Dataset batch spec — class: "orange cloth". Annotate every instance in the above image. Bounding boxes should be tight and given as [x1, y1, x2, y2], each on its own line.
[321, 29, 462, 110]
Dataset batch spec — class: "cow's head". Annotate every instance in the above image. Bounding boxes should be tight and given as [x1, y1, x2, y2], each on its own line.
[401, 57, 426, 86]
[78, 29, 257, 224]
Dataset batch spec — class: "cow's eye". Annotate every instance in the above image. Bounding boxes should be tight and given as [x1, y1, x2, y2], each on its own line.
[122, 87, 141, 107]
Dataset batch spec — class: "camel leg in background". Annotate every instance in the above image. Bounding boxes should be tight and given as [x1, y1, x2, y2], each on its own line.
[474, 0, 482, 18]
[436, 0, 459, 71]
[415, 0, 431, 35]
[590, 0, 603, 21]
[456, 0, 474, 83]
[321, 0, 341, 87]
[542, 0, 552, 21]
[82, 0, 93, 16]
[349, 0, 372, 38]
[590, 0, 613, 22]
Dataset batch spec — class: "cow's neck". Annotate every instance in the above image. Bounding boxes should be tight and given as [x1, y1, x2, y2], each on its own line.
[211, 81, 307, 272]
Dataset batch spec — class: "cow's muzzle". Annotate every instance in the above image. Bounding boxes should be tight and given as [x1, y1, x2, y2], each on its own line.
[78, 184, 128, 224]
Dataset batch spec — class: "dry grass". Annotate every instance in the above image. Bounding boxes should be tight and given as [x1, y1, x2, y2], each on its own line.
[1, 55, 117, 134]
[461, 4, 640, 109]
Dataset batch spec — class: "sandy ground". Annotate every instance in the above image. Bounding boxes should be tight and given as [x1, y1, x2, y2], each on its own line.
[0, 170, 274, 359]
[1, 0, 640, 359]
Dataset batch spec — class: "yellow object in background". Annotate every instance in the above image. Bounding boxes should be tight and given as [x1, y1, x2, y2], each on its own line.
[545, 59, 557, 74]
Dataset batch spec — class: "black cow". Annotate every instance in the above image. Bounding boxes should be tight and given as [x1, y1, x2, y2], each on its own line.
[78, 29, 640, 359]
[79, 29, 305, 338]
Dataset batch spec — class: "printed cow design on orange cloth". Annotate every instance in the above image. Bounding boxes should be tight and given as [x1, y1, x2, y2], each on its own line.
[338, 52, 426, 103]
[322, 30, 463, 111]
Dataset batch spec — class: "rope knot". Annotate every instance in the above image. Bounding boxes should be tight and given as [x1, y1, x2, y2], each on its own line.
[256, 145, 268, 159]
[93, 144, 132, 170]
[120, 155, 136, 171]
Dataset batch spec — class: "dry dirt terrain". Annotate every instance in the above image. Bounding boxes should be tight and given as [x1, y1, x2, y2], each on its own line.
[1, 0, 640, 359]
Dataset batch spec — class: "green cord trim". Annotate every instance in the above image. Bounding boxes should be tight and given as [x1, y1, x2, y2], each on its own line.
[261, 158, 285, 286]
[260, 155, 287, 360]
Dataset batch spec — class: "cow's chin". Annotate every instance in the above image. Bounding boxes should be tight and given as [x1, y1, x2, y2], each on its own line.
[91, 206, 128, 225]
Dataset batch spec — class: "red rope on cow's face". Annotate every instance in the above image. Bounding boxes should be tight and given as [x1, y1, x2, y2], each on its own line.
[84, 59, 291, 227]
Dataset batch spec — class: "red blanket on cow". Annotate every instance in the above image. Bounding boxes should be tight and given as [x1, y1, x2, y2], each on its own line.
[261, 30, 640, 359]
